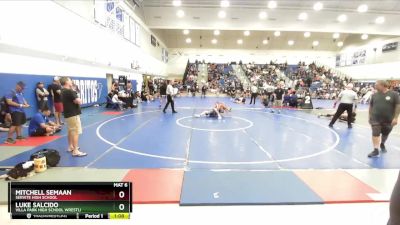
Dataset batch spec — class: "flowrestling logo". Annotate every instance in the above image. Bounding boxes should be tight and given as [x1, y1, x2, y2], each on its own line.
[72, 79, 103, 105]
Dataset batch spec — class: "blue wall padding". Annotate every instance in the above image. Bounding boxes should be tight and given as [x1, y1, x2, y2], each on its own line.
[0, 73, 108, 118]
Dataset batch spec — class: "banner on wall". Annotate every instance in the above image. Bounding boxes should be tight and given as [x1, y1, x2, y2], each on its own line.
[72, 79, 104, 105]
[94, 0, 142, 46]
[151, 35, 157, 47]
[352, 50, 366, 65]
[0, 73, 108, 118]
[382, 42, 398, 52]
[336, 49, 366, 67]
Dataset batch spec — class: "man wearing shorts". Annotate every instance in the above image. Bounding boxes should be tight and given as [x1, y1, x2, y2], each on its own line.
[4, 81, 30, 144]
[273, 84, 284, 113]
[60, 77, 87, 157]
[368, 80, 400, 158]
[48, 77, 63, 125]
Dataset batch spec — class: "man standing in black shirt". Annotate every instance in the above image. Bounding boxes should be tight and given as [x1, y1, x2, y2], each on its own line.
[159, 81, 167, 108]
[367, 80, 400, 158]
[48, 77, 63, 126]
[273, 84, 285, 113]
[60, 77, 87, 157]
[163, 80, 177, 113]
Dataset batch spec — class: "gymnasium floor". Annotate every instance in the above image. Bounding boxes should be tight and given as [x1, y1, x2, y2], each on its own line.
[0, 97, 399, 206]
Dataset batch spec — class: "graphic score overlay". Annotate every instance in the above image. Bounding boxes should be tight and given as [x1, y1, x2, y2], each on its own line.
[8, 182, 132, 219]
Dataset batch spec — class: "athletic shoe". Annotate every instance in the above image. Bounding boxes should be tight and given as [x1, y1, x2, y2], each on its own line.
[368, 149, 380, 158]
[172, 111, 178, 113]
[380, 143, 387, 153]
[16, 136, 26, 140]
[218, 116, 222, 120]
[328, 124, 333, 128]
[4, 138, 16, 144]
[348, 124, 353, 129]
[163, 110, 166, 113]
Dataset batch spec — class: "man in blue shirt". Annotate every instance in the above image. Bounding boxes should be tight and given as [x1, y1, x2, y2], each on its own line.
[29, 105, 60, 137]
[4, 81, 30, 144]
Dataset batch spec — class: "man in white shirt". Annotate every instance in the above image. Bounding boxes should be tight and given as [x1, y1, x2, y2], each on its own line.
[250, 84, 258, 105]
[111, 92, 125, 110]
[163, 80, 177, 113]
[329, 83, 358, 128]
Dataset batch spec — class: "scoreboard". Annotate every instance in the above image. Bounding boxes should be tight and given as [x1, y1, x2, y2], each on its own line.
[8, 182, 132, 219]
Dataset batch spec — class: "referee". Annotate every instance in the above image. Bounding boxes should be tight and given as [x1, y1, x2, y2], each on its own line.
[163, 80, 177, 114]
[367, 80, 400, 158]
[329, 83, 358, 128]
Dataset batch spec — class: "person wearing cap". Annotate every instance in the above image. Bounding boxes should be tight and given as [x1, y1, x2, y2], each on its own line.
[35, 82, 49, 111]
[329, 83, 358, 129]
[47, 77, 63, 126]
[4, 81, 30, 144]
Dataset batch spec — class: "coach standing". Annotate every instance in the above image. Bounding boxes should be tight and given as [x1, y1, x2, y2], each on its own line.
[60, 77, 87, 157]
[329, 83, 358, 128]
[163, 80, 178, 114]
[367, 80, 400, 158]
[4, 81, 30, 144]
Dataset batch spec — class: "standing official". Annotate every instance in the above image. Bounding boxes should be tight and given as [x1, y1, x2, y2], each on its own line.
[249, 83, 258, 105]
[163, 80, 177, 114]
[329, 83, 358, 128]
[367, 80, 400, 158]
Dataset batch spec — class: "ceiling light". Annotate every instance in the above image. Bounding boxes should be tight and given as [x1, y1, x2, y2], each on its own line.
[263, 39, 268, 45]
[268, 1, 277, 9]
[313, 2, 323, 11]
[337, 14, 347, 23]
[220, 0, 230, 8]
[244, 30, 250, 36]
[357, 4, 368, 13]
[304, 32, 311, 38]
[214, 30, 220, 35]
[361, 34, 368, 40]
[237, 39, 243, 44]
[259, 11, 268, 19]
[274, 31, 281, 37]
[333, 32, 340, 39]
[172, 0, 181, 7]
[211, 39, 218, 44]
[288, 40, 294, 46]
[298, 12, 308, 21]
[337, 41, 344, 47]
[176, 10, 185, 18]
[185, 38, 192, 43]
[218, 10, 226, 18]
[375, 16, 385, 24]
[312, 40, 319, 46]
[183, 29, 190, 35]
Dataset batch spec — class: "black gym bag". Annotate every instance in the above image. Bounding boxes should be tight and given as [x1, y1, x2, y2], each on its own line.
[30, 149, 61, 167]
